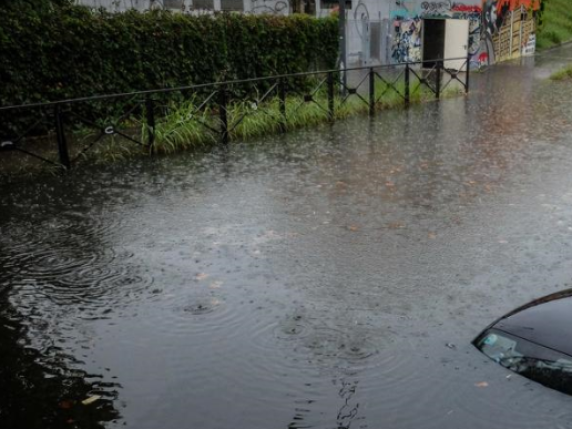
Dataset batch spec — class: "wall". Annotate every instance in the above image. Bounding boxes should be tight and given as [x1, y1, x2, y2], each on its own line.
[385, 0, 540, 67]
[484, 0, 539, 62]
[387, 1, 482, 66]
[76, 0, 290, 14]
[76, 0, 151, 11]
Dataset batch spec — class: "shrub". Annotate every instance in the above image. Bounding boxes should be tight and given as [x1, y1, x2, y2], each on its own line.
[0, 5, 338, 135]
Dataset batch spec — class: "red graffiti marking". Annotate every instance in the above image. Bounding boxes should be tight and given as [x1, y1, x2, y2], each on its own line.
[478, 52, 489, 64]
[487, 0, 540, 12]
[452, 5, 482, 13]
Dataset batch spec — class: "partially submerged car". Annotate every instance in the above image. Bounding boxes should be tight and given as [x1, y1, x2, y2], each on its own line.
[473, 290, 572, 395]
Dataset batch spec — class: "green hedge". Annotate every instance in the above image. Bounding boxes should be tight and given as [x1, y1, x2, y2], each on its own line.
[0, 4, 338, 134]
[537, 0, 572, 49]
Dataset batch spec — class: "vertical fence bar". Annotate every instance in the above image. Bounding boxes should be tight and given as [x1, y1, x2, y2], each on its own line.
[145, 95, 155, 154]
[435, 61, 442, 99]
[327, 72, 335, 121]
[369, 67, 375, 117]
[404, 63, 410, 107]
[279, 78, 287, 133]
[465, 53, 471, 94]
[54, 105, 70, 169]
[519, 6, 524, 57]
[219, 84, 228, 144]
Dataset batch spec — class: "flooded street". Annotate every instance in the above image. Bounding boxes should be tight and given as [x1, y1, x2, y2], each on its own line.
[3, 47, 572, 429]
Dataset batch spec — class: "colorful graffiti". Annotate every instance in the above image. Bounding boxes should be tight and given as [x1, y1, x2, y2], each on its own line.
[389, 0, 539, 67]
[391, 18, 422, 63]
[390, 1, 484, 65]
[483, 0, 540, 35]
[418, 1, 482, 17]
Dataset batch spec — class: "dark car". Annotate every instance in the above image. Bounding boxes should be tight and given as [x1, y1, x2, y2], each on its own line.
[473, 290, 572, 395]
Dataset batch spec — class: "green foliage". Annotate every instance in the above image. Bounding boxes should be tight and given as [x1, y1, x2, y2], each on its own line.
[0, 5, 338, 135]
[142, 76, 447, 155]
[550, 64, 572, 80]
[537, 0, 572, 49]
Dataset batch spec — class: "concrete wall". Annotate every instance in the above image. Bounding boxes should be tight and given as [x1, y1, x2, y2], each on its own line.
[340, 0, 483, 67]
[383, 0, 538, 67]
[76, 0, 288, 14]
[76, 0, 152, 11]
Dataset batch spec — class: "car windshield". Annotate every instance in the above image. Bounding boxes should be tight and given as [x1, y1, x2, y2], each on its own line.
[476, 329, 572, 395]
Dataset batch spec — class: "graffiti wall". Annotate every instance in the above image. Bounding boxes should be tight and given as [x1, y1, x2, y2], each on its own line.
[389, 1, 484, 65]
[76, 0, 290, 14]
[388, 0, 539, 66]
[392, 18, 422, 63]
[483, 0, 540, 62]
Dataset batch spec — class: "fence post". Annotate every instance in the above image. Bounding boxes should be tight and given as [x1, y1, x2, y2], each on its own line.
[435, 60, 442, 99]
[219, 84, 229, 144]
[279, 78, 287, 133]
[369, 67, 375, 117]
[145, 95, 155, 154]
[327, 71, 335, 121]
[405, 63, 410, 107]
[54, 105, 70, 170]
[465, 53, 471, 94]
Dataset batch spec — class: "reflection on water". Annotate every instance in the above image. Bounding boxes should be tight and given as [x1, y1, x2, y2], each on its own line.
[0, 292, 120, 428]
[3, 46, 572, 428]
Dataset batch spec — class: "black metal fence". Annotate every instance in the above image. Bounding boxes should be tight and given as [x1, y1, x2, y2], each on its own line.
[0, 57, 470, 172]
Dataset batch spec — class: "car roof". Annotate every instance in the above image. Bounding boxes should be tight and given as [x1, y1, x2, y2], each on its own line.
[493, 289, 572, 357]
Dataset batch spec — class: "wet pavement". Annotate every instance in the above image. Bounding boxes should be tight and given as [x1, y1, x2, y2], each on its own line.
[3, 46, 572, 429]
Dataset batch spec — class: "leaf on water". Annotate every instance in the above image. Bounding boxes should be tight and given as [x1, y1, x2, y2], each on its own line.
[209, 281, 223, 289]
[195, 273, 209, 281]
[59, 400, 74, 409]
[387, 222, 405, 229]
[81, 395, 102, 406]
[475, 382, 489, 388]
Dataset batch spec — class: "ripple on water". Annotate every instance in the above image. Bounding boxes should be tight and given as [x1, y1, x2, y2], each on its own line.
[7, 240, 153, 309]
[245, 308, 386, 383]
[448, 365, 568, 429]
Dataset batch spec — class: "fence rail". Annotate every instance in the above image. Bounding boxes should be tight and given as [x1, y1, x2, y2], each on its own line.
[0, 56, 470, 171]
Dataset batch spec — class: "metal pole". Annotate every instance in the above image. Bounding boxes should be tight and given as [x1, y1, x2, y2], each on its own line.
[465, 52, 470, 94]
[369, 67, 375, 116]
[338, 0, 347, 92]
[54, 105, 70, 169]
[327, 71, 335, 121]
[279, 78, 287, 133]
[519, 5, 524, 57]
[405, 63, 410, 107]
[145, 96, 155, 154]
[219, 85, 228, 144]
[435, 61, 442, 99]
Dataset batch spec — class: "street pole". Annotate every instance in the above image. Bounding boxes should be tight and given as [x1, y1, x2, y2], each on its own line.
[338, 0, 347, 93]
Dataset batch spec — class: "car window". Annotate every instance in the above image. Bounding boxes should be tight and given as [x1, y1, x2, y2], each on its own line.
[476, 329, 572, 395]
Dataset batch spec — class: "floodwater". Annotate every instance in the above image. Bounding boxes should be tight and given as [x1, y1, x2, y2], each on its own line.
[3, 46, 572, 429]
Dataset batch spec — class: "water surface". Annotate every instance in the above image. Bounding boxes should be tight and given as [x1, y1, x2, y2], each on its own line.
[3, 48, 572, 429]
